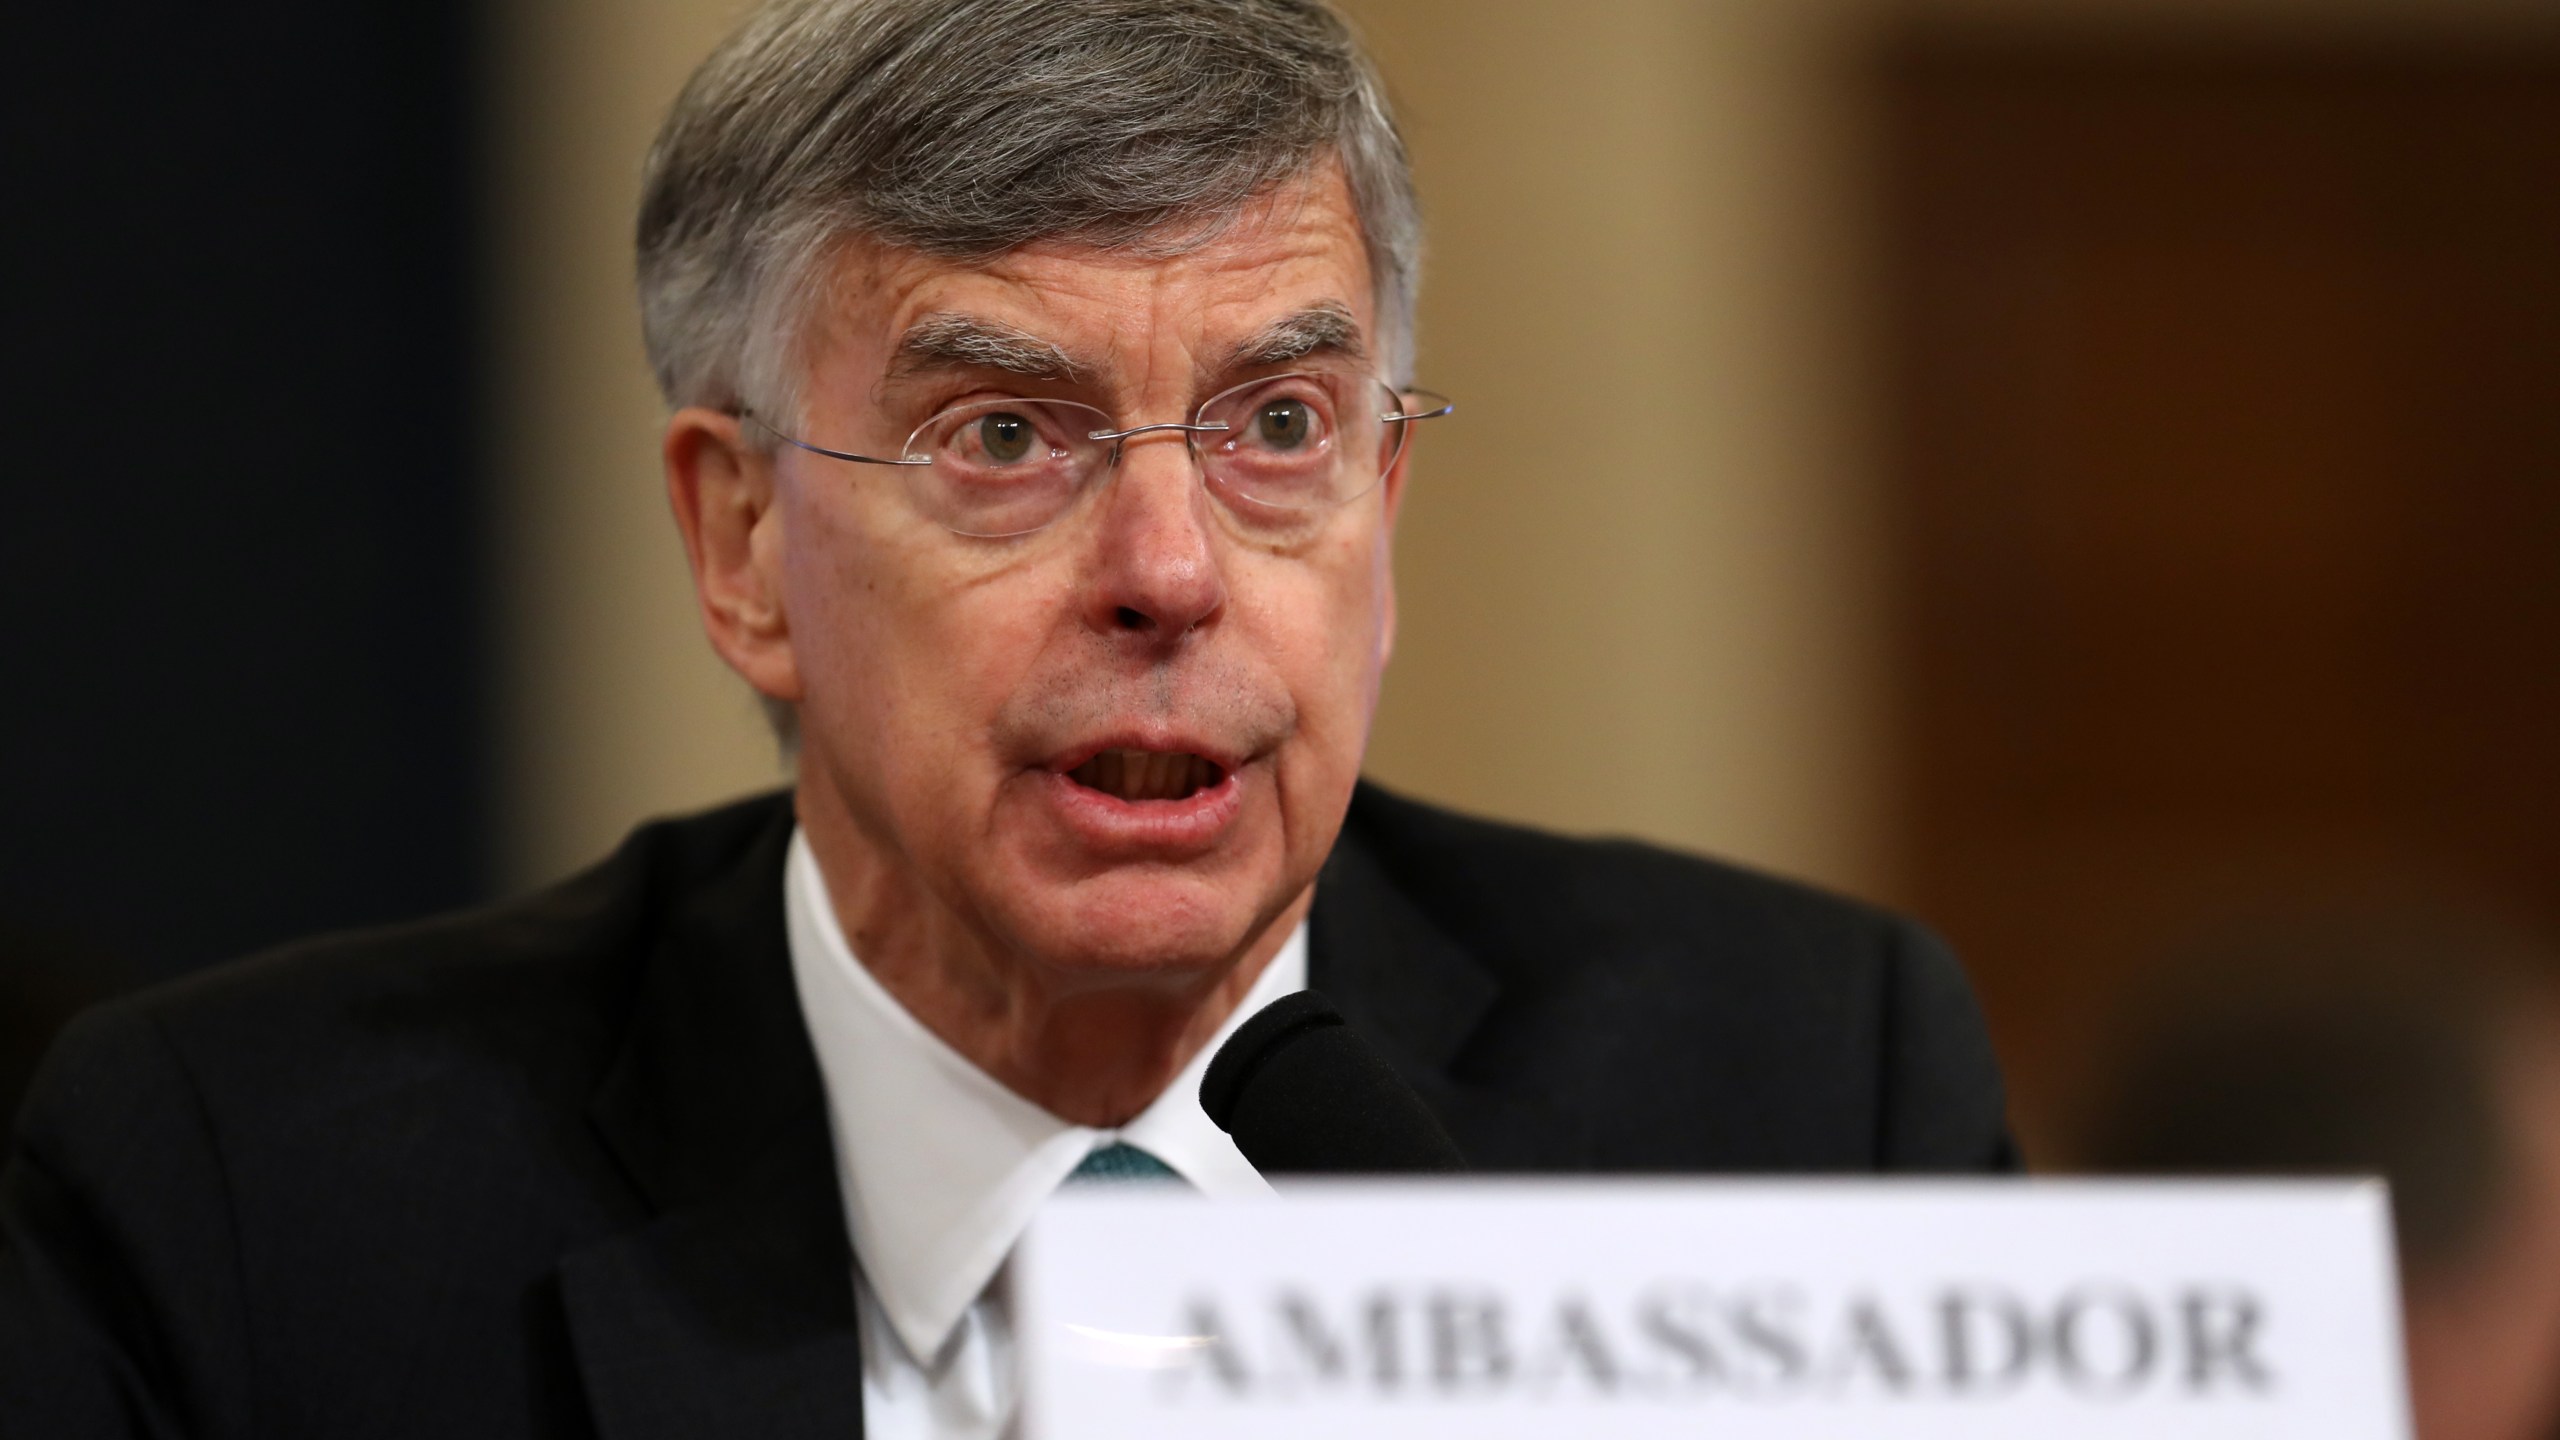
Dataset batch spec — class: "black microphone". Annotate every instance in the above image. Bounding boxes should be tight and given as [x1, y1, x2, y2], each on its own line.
[1201, 990, 1468, 1174]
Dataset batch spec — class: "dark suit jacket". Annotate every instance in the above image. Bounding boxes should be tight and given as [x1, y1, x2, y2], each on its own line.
[0, 783, 2014, 1438]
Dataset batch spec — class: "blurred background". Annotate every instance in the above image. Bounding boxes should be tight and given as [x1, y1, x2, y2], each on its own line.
[5, 4, 2559, 1419]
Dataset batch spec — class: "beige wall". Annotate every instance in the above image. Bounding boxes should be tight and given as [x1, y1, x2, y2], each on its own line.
[487, 0, 2557, 895]
[1342, 0, 1892, 891]
[488, 0, 780, 887]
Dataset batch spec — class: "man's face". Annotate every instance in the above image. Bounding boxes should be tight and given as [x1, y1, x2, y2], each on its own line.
[762, 166, 1403, 982]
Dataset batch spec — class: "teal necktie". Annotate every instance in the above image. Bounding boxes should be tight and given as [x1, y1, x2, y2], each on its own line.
[1069, 1141, 1182, 1185]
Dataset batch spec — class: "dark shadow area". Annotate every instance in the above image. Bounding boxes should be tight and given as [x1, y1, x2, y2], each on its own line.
[0, 3, 491, 1108]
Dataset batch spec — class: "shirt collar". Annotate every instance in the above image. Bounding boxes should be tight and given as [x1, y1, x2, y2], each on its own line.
[782, 827, 1305, 1363]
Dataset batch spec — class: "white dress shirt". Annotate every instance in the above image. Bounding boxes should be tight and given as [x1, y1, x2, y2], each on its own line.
[782, 828, 1306, 1440]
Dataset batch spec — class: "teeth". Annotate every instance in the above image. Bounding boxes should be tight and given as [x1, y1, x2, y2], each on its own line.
[1068, 749, 1221, 801]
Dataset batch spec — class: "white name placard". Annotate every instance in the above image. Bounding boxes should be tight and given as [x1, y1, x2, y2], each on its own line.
[1014, 1180, 2407, 1439]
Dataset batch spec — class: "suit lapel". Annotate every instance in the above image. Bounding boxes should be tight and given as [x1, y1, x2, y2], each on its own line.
[563, 796, 867, 1440]
[1310, 785, 1579, 1169]
[1308, 796, 1498, 1072]
[559, 1144, 864, 1440]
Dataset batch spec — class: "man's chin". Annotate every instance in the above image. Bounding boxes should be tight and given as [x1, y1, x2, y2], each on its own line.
[993, 867, 1295, 980]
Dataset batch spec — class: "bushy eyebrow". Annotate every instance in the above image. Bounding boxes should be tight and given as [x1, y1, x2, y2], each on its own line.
[1220, 301, 1368, 372]
[884, 301, 1366, 392]
[889, 313, 1092, 385]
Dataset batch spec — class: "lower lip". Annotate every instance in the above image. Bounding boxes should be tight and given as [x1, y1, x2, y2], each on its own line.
[1035, 765, 1247, 856]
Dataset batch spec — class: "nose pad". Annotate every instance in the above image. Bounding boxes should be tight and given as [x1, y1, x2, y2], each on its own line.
[1093, 420, 1226, 494]
[1100, 426, 1213, 509]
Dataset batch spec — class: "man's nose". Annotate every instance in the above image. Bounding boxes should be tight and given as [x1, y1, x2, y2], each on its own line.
[1083, 433, 1227, 645]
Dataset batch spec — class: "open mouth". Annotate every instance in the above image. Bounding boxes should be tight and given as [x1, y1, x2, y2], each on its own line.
[1066, 749, 1227, 803]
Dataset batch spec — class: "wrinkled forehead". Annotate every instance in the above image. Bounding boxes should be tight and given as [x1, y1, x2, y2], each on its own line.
[796, 167, 1380, 409]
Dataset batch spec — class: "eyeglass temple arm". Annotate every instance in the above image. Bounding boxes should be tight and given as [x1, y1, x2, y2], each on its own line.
[1386, 390, 1456, 424]
[741, 411, 930, 466]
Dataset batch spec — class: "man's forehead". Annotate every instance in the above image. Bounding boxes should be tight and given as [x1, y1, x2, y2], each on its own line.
[817, 167, 1377, 388]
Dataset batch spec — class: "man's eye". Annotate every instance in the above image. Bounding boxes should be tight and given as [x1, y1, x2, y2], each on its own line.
[978, 413, 1038, 463]
[1254, 400, 1314, 450]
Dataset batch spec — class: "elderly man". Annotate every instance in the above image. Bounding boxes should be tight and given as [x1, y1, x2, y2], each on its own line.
[0, 1, 2014, 1436]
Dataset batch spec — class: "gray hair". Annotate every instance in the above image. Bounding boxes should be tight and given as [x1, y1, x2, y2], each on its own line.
[636, 0, 1422, 430]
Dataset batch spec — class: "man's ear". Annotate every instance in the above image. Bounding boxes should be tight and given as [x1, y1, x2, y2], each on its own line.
[664, 407, 802, 705]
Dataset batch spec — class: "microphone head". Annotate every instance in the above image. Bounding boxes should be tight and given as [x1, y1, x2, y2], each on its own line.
[1201, 990, 1469, 1175]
